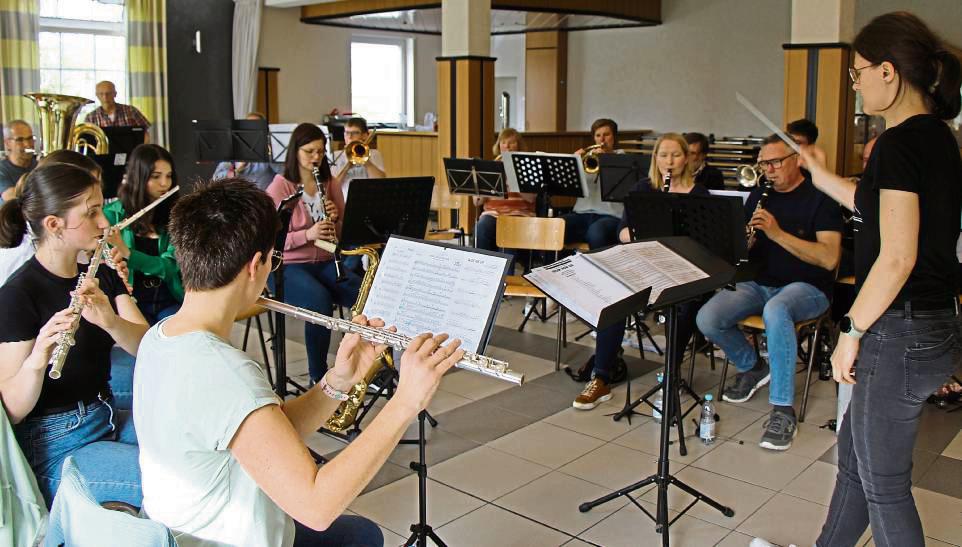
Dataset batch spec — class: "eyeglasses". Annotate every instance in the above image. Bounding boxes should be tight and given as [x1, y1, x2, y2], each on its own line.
[270, 250, 283, 272]
[848, 63, 878, 84]
[757, 152, 797, 170]
[299, 147, 325, 157]
[344, 130, 364, 138]
[10, 136, 34, 144]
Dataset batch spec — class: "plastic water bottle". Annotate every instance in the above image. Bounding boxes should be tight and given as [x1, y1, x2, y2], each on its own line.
[699, 394, 717, 445]
[652, 372, 664, 423]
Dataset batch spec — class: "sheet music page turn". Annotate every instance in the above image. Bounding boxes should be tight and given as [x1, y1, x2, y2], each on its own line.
[524, 257, 634, 327]
[585, 241, 709, 303]
[362, 238, 508, 354]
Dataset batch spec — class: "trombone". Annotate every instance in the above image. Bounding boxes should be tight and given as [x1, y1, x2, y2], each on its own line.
[582, 144, 604, 174]
[344, 129, 376, 166]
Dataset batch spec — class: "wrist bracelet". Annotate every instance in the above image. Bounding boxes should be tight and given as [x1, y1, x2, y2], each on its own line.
[319, 374, 351, 401]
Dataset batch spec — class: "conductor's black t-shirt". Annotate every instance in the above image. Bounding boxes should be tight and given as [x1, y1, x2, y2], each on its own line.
[854, 114, 961, 307]
[0, 256, 127, 415]
[745, 176, 843, 295]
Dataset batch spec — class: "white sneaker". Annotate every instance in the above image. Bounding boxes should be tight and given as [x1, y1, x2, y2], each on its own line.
[749, 539, 798, 547]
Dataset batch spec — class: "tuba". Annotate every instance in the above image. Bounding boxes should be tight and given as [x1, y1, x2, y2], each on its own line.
[23, 93, 108, 157]
[324, 246, 392, 433]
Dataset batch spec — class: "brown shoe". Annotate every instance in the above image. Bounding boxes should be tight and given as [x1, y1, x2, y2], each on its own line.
[573, 378, 612, 410]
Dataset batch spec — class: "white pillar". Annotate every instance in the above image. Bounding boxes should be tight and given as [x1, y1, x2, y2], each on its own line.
[441, 0, 490, 57]
[791, 0, 856, 44]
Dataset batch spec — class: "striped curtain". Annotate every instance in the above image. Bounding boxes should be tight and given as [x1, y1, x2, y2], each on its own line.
[0, 0, 39, 127]
[127, 0, 168, 147]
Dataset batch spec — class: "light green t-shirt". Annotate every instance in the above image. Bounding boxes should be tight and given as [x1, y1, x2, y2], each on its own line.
[572, 149, 625, 218]
[133, 320, 295, 547]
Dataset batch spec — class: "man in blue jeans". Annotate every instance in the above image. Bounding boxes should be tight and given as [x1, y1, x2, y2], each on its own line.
[696, 135, 842, 451]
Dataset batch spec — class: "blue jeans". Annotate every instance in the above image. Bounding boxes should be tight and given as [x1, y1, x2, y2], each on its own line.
[696, 281, 829, 406]
[13, 398, 141, 508]
[560, 212, 619, 250]
[281, 261, 361, 381]
[818, 309, 961, 547]
[293, 516, 383, 546]
[109, 346, 136, 411]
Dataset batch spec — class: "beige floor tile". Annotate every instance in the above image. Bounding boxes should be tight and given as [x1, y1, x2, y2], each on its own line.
[425, 389, 473, 415]
[560, 540, 594, 547]
[733, 414, 838, 460]
[437, 503, 572, 547]
[612, 419, 721, 465]
[485, 345, 558, 381]
[495, 471, 629, 536]
[487, 422, 606, 469]
[736, 493, 828, 547]
[543, 401, 649, 442]
[580, 501, 731, 547]
[429, 445, 552, 501]
[714, 530, 756, 547]
[377, 525, 406, 546]
[914, 487, 962, 546]
[713, 401, 768, 439]
[348, 475, 484, 536]
[798, 394, 839, 425]
[865, 537, 958, 547]
[304, 430, 348, 455]
[640, 466, 777, 529]
[690, 441, 813, 490]
[439, 369, 515, 400]
[941, 430, 962, 460]
[559, 442, 661, 491]
[782, 461, 838, 506]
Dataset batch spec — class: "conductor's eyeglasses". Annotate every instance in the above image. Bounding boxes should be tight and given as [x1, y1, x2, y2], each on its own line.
[757, 153, 797, 170]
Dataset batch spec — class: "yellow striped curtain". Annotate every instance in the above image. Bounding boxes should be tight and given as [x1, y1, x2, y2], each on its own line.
[0, 0, 39, 127]
[127, 0, 168, 147]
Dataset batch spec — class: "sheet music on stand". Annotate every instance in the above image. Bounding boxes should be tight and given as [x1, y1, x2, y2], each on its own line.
[443, 158, 506, 197]
[524, 241, 709, 329]
[501, 151, 588, 197]
[361, 236, 511, 354]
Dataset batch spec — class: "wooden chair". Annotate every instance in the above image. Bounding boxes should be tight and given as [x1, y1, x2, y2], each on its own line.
[716, 311, 831, 422]
[496, 216, 568, 369]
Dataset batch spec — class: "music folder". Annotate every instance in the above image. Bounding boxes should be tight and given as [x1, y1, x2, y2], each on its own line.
[524, 237, 735, 330]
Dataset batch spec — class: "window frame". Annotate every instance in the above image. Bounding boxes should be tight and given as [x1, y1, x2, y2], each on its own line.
[38, 12, 129, 105]
[349, 35, 415, 126]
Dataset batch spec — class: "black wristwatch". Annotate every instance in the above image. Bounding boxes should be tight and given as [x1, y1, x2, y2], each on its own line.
[839, 315, 865, 339]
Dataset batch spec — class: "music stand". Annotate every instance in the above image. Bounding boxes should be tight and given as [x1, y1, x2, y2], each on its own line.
[599, 153, 649, 202]
[94, 126, 147, 199]
[577, 236, 736, 546]
[192, 119, 271, 163]
[502, 151, 587, 218]
[443, 158, 506, 198]
[340, 177, 435, 246]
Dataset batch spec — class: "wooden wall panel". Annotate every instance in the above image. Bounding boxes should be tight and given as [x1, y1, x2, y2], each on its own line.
[783, 49, 808, 126]
[525, 31, 567, 131]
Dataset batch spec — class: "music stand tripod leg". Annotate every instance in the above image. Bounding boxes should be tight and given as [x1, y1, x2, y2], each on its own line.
[405, 410, 447, 547]
[579, 303, 734, 541]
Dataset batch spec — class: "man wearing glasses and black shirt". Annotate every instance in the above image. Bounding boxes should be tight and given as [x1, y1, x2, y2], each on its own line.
[696, 134, 842, 451]
[0, 120, 37, 202]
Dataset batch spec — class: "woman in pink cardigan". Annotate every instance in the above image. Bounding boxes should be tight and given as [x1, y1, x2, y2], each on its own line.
[266, 123, 361, 383]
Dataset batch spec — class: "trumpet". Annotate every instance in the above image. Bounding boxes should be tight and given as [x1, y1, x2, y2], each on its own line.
[311, 165, 345, 281]
[256, 297, 525, 385]
[736, 164, 762, 188]
[582, 144, 604, 174]
[48, 230, 110, 379]
[344, 129, 376, 167]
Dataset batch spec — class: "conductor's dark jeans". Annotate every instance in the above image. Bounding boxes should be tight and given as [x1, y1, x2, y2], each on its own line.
[293, 516, 383, 547]
[817, 308, 961, 547]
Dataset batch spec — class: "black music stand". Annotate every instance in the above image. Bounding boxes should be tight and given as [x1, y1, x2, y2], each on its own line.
[94, 126, 147, 199]
[192, 119, 271, 163]
[502, 151, 587, 217]
[599, 153, 649, 202]
[577, 236, 736, 546]
[611, 192, 748, 445]
[443, 157, 507, 241]
[340, 177, 435, 246]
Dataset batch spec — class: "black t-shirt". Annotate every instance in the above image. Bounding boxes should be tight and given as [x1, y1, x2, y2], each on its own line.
[745, 176, 843, 295]
[695, 164, 725, 190]
[855, 114, 961, 306]
[0, 256, 127, 414]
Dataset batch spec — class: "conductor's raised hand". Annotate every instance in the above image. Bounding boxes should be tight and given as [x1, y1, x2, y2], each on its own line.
[395, 333, 464, 414]
[797, 144, 827, 174]
[327, 314, 391, 391]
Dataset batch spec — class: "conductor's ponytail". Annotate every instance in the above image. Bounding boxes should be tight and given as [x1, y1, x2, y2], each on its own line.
[0, 198, 28, 248]
[932, 50, 962, 120]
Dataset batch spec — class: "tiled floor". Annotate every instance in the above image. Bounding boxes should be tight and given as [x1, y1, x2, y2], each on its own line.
[230, 297, 962, 547]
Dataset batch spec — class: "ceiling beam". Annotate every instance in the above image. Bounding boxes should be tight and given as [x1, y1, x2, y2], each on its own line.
[301, 0, 660, 24]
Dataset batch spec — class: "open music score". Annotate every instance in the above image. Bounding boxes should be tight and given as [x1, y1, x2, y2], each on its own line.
[362, 236, 510, 354]
[525, 241, 709, 327]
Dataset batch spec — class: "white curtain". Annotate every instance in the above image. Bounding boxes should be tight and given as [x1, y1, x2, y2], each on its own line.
[231, 0, 262, 118]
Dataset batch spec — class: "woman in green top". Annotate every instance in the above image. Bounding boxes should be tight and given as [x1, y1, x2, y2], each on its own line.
[105, 144, 183, 324]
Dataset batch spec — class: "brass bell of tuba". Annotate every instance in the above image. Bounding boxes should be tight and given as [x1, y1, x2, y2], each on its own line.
[23, 93, 108, 157]
[736, 163, 762, 188]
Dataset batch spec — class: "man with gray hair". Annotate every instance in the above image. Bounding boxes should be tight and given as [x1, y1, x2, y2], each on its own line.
[85, 80, 151, 142]
[0, 120, 37, 202]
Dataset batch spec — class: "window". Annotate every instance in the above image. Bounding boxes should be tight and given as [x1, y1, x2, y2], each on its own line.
[38, 0, 127, 111]
[350, 37, 413, 125]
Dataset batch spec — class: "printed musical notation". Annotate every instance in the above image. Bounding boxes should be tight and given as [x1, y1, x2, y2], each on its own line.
[362, 238, 508, 354]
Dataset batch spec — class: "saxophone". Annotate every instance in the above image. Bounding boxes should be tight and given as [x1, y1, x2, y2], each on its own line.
[324, 246, 391, 432]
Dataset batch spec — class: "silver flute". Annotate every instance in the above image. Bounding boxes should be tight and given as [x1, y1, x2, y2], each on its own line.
[257, 297, 524, 386]
[101, 186, 181, 272]
[48, 230, 109, 379]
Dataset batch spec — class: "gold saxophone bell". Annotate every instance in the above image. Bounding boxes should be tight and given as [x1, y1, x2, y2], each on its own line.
[582, 144, 603, 174]
[23, 93, 109, 157]
[345, 129, 376, 166]
[324, 245, 393, 433]
[736, 163, 762, 188]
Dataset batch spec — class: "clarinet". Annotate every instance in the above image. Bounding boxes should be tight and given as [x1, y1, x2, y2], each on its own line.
[48, 230, 109, 379]
[662, 169, 672, 192]
[746, 180, 773, 246]
[311, 165, 345, 281]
